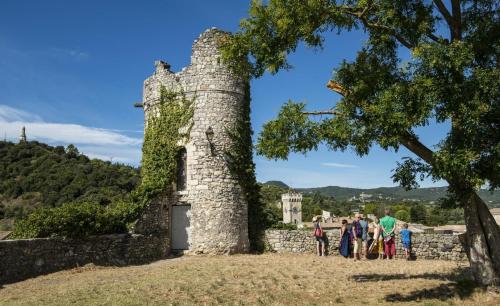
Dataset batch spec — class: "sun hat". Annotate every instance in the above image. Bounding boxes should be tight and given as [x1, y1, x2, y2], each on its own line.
[312, 216, 318, 222]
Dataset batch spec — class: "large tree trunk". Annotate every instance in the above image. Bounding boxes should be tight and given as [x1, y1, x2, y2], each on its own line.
[461, 191, 500, 286]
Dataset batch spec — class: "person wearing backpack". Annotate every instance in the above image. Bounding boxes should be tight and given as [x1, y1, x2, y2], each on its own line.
[359, 214, 369, 259]
[352, 213, 363, 260]
[312, 216, 326, 256]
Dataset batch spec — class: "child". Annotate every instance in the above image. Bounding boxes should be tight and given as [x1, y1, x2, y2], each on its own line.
[400, 223, 412, 260]
[370, 217, 384, 259]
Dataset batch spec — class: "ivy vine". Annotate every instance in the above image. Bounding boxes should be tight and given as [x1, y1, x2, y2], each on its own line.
[137, 86, 193, 204]
[226, 83, 265, 252]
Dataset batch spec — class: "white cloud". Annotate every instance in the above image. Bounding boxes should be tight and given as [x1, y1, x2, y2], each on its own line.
[321, 162, 358, 168]
[0, 104, 43, 122]
[49, 47, 89, 61]
[0, 104, 142, 165]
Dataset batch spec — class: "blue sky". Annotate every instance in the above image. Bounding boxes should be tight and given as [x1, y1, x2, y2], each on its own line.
[0, 0, 449, 188]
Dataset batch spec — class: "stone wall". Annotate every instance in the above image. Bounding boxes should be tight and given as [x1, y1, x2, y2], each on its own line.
[0, 234, 168, 285]
[265, 230, 467, 261]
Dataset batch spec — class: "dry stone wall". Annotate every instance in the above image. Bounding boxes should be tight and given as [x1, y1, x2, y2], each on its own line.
[265, 230, 467, 261]
[143, 28, 249, 254]
[0, 234, 168, 285]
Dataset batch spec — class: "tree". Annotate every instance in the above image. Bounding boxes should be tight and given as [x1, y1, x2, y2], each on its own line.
[65, 144, 79, 158]
[395, 209, 410, 222]
[363, 202, 378, 215]
[223, 0, 500, 285]
[410, 204, 427, 223]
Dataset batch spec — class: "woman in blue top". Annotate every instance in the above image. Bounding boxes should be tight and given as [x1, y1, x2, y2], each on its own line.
[399, 223, 412, 260]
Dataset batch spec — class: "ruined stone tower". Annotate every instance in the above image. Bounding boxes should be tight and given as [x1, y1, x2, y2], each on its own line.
[141, 28, 250, 254]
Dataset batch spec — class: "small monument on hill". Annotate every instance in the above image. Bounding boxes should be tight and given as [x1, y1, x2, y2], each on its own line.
[281, 192, 302, 224]
[19, 126, 27, 143]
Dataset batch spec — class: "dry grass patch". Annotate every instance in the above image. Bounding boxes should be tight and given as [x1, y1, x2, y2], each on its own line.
[1, 254, 499, 305]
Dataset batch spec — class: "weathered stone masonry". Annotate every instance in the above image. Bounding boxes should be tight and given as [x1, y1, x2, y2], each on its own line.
[0, 234, 168, 285]
[265, 230, 467, 261]
[142, 28, 250, 254]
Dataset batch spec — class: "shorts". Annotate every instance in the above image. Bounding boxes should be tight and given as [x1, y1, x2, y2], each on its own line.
[384, 236, 396, 256]
[353, 238, 362, 253]
[316, 236, 325, 243]
[402, 241, 411, 250]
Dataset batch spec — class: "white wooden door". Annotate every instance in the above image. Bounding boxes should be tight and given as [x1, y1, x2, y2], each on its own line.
[172, 205, 191, 250]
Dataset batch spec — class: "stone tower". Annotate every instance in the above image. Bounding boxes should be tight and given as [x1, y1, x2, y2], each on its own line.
[19, 126, 27, 143]
[282, 192, 302, 224]
[141, 28, 250, 254]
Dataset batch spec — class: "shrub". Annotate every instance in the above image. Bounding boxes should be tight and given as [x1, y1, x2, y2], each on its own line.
[395, 209, 410, 223]
[270, 222, 298, 230]
[11, 200, 142, 239]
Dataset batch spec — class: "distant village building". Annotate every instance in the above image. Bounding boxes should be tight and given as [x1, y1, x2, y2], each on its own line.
[359, 192, 373, 202]
[322, 210, 333, 223]
[282, 192, 302, 224]
[19, 126, 26, 143]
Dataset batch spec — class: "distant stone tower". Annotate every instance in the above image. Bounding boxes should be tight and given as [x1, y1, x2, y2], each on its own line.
[141, 28, 250, 254]
[19, 126, 27, 143]
[282, 192, 303, 224]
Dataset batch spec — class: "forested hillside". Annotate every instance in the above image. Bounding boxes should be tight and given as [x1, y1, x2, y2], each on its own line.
[298, 186, 500, 205]
[0, 141, 140, 230]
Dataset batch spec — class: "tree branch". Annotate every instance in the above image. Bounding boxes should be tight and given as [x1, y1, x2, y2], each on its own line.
[399, 132, 435, 165]
[341, 8, 414, 49]
[302, 110, 340, 115]
[326, 80, 349, 96]
[433, 0, 454, 29]
[433, 0, 461, 41]
[451, 0, 462, 40]
[324, 79, 436, 165]
[427, 32, 449, 45]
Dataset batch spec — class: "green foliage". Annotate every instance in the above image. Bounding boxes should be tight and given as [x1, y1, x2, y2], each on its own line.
[8, 87, 193, 238]
[410, 204, 427, 223]
[0, 140, 140, 230]
[301, 197, 322, 222]
[140, 88, 193, 197]
[363, 203, 378, 215]
[394, 209, 410, 222]
[226, 83, 266, 251]
[11, 200, 142, 239]
[269, 222, 297, 230]
[223, 0, 500, 200]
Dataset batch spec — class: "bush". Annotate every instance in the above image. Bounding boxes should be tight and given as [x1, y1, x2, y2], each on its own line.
[270, 222, 298, 230]
[395, 209, 410, 222]
[11, 200, 142, 239]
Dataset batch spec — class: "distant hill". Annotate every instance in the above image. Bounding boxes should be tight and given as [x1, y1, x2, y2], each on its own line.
[0, 141, 140, 230]
[262, 181, 500, 206]
[264, 181, 290, 189]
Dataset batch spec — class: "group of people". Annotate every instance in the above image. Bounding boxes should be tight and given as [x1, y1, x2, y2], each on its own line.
[312, 209, 413, 260]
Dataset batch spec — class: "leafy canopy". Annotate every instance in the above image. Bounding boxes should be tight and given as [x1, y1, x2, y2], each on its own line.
[222, 0, 499, 194]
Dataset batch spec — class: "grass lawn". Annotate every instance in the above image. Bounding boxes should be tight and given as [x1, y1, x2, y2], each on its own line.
[1, 254, 499, 305]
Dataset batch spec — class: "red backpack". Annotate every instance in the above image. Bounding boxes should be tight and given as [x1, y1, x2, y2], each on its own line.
[314, 223, 324, 237]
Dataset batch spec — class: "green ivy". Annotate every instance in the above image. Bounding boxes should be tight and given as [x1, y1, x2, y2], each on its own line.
[11, 87, 193, 239]
[226, 83, 267, 252]
[139, 87, 193, 202]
